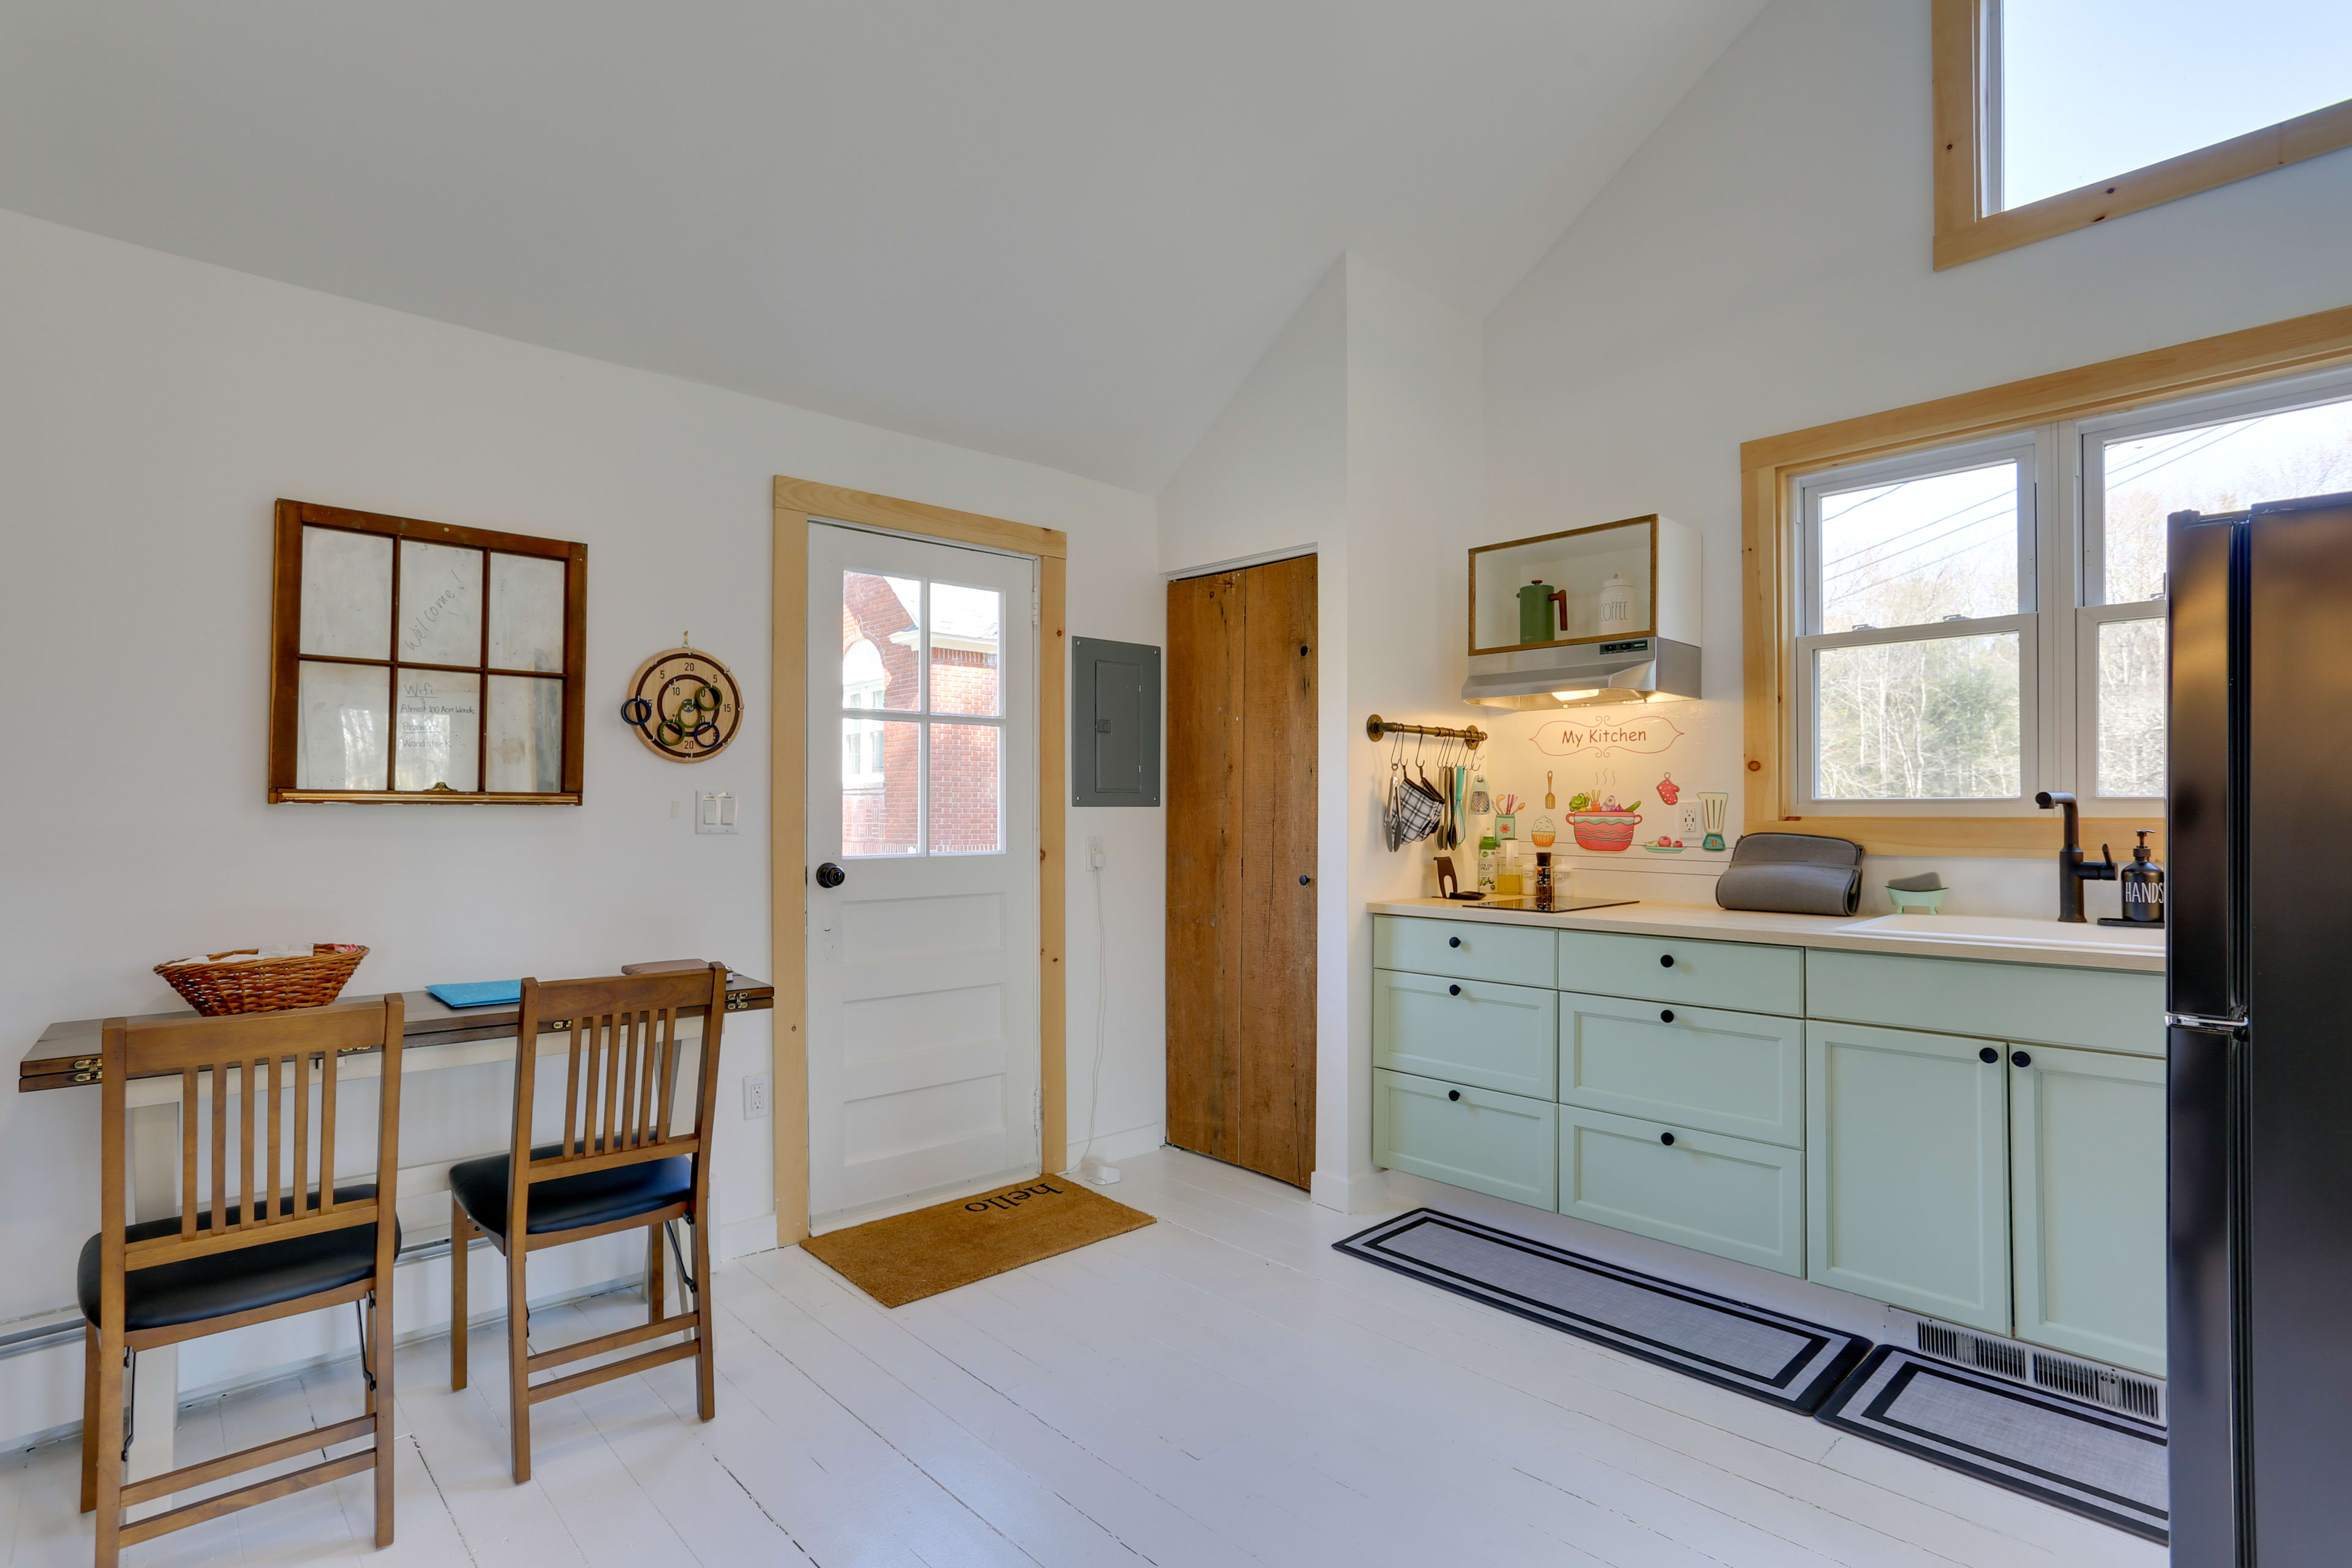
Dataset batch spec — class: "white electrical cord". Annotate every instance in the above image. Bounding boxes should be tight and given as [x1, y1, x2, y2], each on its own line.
[1068, 852, 1119, 1183]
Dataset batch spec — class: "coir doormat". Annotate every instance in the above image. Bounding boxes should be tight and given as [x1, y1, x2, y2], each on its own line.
[802, 1177, 1153, 1307]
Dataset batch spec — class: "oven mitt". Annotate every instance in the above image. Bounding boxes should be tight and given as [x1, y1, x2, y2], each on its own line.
[1713, 831, 1864, 917]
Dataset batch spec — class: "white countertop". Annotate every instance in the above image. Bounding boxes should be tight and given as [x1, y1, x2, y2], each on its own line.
[1367, 896, 2165, 974]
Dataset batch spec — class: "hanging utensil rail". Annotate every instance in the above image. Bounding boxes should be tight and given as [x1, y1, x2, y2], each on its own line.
[1364, 715, 1488, 746]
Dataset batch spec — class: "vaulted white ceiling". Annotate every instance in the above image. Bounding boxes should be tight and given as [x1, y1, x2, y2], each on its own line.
[0, 2, 1762, 491]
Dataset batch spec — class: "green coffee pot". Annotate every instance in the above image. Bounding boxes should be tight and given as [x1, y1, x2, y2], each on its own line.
[1518, 579, 1566, 644]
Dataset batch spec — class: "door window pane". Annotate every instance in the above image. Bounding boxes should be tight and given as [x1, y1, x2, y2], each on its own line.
[394, 669, 481, 791]
[2096, 397, 2352, 603]
[1817, 462, 2019, 632]
[295, 661, 390, 790]
[1999, 2, 2352, 211]
[928, 582, 1002, 715]
[397, 541, 483, 665]
[843, 718, 921, 856]
[2096, 618, 2166, 799]
[486, 674, 564, 793]
[842, 571, 922, 710]
[929, 723, 1002, 854]
[1815, 632, 2021, 800]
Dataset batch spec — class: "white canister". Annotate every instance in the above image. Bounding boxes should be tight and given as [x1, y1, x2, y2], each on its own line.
[1597, 572, 1635, 628]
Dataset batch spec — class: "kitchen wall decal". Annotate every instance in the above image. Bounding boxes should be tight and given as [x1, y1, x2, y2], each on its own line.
[1531, 714, 1686, 758]
[1565, 790, 1642, 852]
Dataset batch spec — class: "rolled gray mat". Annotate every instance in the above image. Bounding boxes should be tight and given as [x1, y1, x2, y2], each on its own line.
[1714, 832, 1864, 916]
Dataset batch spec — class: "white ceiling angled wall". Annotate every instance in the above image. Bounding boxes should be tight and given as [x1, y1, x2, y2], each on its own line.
[0, 0, 1765, 492]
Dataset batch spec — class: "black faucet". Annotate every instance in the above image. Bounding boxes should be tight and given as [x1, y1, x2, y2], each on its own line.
[2034, 790, 2116, 923]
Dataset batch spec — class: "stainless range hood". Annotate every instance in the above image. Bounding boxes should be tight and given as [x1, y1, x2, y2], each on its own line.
[1460, 636, 1700, 711]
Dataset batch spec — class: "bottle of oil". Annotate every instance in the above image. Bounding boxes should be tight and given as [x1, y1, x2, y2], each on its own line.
[2120, 830, 2165, 924]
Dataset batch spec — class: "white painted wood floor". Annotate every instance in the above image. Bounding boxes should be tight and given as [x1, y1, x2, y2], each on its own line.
[3, 1148, 2163, 1568]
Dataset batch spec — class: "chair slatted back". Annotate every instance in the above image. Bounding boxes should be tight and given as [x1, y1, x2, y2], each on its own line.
[510, 967, 728, 1207]
[100, 997, 404, 1274]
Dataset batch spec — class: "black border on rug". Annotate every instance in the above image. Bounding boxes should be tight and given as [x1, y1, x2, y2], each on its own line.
[1815, 1345, 2169, 1545]
[1333, 1207, 1871, 1413]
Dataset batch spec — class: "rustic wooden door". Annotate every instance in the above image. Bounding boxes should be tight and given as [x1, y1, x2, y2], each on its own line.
[1166, 553, 1317, 1187]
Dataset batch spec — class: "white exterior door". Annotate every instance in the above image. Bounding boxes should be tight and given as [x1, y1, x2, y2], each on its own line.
[805, 522, 1040, 1228]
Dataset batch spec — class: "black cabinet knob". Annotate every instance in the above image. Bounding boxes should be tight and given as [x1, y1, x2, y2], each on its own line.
[1447, 1089, 1461, 1102]
[1660, 1009, 1675, 1023]
[1448, 936, 1462, 948]
[815, 862, 847, 889]
[1659, 954, 1675, 968]
[1660, 1131, 1676, 1147]
[2011, 1050, 2033, 1068]
[1978, 1047, 1999, 1064]
[1448, 984, 1462, 997]
[1299, 874, 1312, 885]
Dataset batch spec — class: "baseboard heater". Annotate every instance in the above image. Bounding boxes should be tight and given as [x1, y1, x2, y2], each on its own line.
[1883, 1307, 2166, 1427]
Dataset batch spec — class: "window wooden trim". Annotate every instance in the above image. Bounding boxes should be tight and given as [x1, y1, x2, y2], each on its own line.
[769, 475, 1067, 1248]
[267, 499, 587, 804]
[1932, 0, 2352, 270]
[1743, 301, 2352, 856]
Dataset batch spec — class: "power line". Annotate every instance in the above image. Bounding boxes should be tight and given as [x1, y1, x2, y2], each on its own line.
[1821, 487, 2015, 573]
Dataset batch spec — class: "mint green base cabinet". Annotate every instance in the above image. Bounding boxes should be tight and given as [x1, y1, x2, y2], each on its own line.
[1375, 916, 1555, 987]
[1374, 969, 1557, 1099]
[1807, 1021, 2011, 1333]
[1558, 991, 1804, 1147]
[1556, 930, 1803, 1016]
[2011, 1045, 2168, 1376]
[1806, 949, 2163, 1057]
[1373, 1068, 1556, 1209]
[1559, 1106, 1804, 1277]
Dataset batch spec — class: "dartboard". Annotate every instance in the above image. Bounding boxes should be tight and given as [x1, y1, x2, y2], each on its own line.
[622, 647, 743, 761]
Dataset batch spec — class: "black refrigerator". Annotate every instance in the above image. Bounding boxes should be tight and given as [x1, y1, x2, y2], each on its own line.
[2168, 490, 2352, 1564]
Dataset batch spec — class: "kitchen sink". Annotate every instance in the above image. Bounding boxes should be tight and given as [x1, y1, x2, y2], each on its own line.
[1838, 913, 2165, 956]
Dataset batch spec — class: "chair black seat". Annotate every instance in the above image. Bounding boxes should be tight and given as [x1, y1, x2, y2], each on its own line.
[78, 1186, 396, 1334]
[448, 1145, 691, 1240]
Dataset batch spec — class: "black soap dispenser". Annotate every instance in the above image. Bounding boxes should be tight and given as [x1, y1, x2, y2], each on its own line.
[2110, 831, 2165, 926]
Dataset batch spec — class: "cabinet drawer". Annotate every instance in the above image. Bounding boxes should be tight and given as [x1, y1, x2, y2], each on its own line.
[1374, 970, 1556, 1099]
[1556, 930, 1803, 1015]
[1806, 949, 2164, 1056]
[1374, 916, 1555, 987]
[1558, 1106, 1804, 1278]
[1373, 1069, 1556, 1210]
[1558, 992, 1803, 1147]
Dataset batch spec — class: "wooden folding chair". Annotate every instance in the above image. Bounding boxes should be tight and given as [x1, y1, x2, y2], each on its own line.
[81, 996, 404, 1566]
[446, 965, 727, 1482]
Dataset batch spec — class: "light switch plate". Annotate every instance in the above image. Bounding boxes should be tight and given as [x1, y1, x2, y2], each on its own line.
[696, 791, 737, 834]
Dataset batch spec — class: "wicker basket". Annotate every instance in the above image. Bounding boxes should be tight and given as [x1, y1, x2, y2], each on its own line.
[156, 945, 369, 1016]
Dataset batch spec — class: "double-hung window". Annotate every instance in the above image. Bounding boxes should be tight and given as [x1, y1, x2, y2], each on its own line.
[1791, 365, 2352, 818]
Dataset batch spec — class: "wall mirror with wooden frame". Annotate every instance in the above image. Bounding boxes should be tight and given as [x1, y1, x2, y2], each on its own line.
[269, 500, 587, 804]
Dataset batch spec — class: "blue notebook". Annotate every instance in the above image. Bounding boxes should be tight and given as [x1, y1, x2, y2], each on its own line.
[426, 980, 522, 1009]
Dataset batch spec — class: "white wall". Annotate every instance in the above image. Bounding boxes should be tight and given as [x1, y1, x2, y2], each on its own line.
[0, 206, 1161, 1440]
[1158, 255, 1485, 1209]
[1481, 0, 2352, 916]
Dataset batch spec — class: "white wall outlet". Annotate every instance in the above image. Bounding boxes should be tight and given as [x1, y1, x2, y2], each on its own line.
[1087, 834, 1106, 869]
[696, 791, 737, 834]
[742, 1074, 771, 1120]
[1678, 807, 1701, 837]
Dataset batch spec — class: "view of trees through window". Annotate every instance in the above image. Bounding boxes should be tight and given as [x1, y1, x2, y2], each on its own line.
[1812, 461, 2024, 800]
[1800, 386, 2352, 809]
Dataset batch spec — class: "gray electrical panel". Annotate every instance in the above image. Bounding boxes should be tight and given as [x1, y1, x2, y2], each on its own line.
[1071, 636, 1160, 807]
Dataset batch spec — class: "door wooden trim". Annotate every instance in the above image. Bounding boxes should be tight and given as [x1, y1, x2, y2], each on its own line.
[771, 475, 1068, 1248]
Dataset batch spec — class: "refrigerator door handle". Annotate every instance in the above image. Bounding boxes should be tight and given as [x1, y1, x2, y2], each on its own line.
[2167, 1012, 2247, 1033]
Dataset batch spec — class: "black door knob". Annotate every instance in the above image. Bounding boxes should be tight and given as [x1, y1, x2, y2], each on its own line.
[815, 862, 847, 889]
[1660, 1131, 1676, 1146]
[1660, 1009, 1675, 1023]
[1447, 1089, 1461, 1102]
[1659, 954, 1675, 968]
[1299, 874, 1312, 885]
[2011, 1050, 2033, 1068]
[1448, 936, 1462, 948]
[1978, 1047, 1999, 1063]
[1448, 984, 1462, 997]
